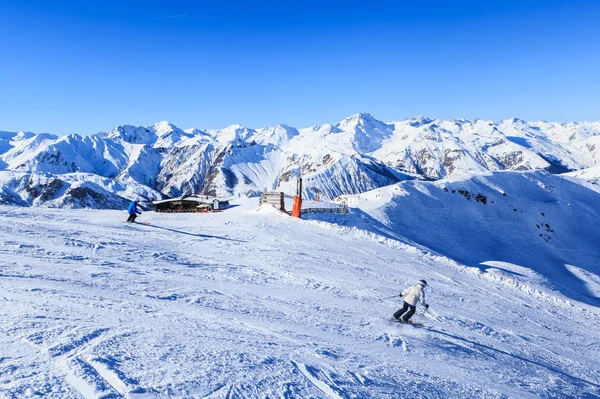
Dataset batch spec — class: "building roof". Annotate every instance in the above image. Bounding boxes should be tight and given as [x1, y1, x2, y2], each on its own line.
[152, 195, 229, 206]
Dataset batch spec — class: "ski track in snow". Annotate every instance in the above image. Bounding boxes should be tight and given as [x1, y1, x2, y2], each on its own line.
[1, 203, 599, 398]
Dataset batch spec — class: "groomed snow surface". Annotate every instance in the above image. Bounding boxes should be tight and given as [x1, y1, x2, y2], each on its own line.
[2, 177, 600, 398]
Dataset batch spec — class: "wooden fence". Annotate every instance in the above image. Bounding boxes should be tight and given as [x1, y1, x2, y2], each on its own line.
[301, 207, 348, 214]
[259, 192, 285, 211]
[260, 191, 349, 215]
[286, 207, 348, 215]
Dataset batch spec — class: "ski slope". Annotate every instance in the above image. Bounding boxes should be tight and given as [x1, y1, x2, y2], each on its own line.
[334, 170, 600, 309]
[1, 198, 599, 398]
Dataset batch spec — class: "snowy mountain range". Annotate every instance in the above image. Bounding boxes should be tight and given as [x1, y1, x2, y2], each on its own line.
[1, 114, 600, 208]
[2, 116, 600, 397]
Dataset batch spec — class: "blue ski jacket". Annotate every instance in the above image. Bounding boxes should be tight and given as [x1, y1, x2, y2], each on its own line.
[127, 201, 140, 215]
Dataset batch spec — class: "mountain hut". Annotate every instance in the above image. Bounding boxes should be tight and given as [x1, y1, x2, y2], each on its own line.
[152, 195, 230, 213]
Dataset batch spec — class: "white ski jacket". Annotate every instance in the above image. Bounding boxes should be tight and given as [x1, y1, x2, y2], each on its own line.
[401, 283, 426, 306]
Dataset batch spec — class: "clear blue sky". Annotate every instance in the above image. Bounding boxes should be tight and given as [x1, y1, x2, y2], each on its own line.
[1, 0, 599, 135]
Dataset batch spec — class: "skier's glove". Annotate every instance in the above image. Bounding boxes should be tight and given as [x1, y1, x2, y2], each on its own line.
[425, 304, 429, 309]
[399, 294, 403, 297]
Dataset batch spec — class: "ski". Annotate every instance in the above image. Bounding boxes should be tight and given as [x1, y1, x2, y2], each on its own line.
[391, 318, 424, 327]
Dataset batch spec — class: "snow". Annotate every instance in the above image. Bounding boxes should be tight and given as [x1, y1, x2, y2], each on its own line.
[2, 114, 600, 203]
[335, 170, 600, 309]
[0, 171, 163, 209]
[564, 165, 600, 182]
[1, 180, 600, 397]
[2, 114, 600, 397]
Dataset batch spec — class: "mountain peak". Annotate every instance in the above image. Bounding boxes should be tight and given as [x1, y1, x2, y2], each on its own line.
[15, 131, 36, 141]
[406, 116, 434, 127]
[345, 112, 373, 121]
[338, 113, 384, 131]
[153, 121, 184, 137]
[108, 124, 157, 144]
[510, 117, 527, 124]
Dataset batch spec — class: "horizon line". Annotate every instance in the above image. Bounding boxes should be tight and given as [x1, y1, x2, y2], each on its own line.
[3, 113, 600, 137]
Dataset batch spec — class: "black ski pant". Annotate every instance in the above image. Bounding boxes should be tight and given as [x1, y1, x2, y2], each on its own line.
[126, 213, 138, 223]
[394, 301, 416, 322]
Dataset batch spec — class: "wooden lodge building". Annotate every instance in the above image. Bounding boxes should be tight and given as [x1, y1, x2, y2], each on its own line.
[152, 195, 230, 213]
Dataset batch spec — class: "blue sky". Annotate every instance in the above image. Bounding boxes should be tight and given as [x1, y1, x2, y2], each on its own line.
[1, 0, 599, 135]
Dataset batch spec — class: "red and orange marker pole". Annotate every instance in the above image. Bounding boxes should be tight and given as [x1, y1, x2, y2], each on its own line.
[292, 177, 303, 218]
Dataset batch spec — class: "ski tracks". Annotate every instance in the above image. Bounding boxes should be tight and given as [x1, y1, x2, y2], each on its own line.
[48, 328, 120, 399]
[290, 359, 344, 399]
[22, 326, 151, 399]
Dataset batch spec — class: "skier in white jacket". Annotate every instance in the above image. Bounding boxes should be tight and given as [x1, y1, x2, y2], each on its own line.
[393, 280, 429, 322]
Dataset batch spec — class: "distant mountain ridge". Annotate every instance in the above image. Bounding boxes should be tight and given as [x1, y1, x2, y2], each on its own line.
[1, 114, 599, 208]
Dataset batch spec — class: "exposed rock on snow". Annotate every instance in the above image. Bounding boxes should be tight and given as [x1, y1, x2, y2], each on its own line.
[0, 171, 162, 208]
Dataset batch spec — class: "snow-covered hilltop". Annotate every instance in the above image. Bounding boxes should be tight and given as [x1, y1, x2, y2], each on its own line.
[1, 114, 600, 208]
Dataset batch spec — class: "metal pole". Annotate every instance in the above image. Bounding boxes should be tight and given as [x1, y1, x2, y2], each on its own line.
[297, 177, 303, 200]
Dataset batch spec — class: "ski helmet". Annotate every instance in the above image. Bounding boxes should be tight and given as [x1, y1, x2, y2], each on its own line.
[419, 279, 428, 286]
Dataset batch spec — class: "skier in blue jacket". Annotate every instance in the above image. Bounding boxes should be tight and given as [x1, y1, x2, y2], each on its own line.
[126, 200, 142, 223]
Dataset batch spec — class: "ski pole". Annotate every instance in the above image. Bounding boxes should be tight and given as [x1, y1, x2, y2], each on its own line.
[420, 308, 441, 322]
[378, 294, 399, 301]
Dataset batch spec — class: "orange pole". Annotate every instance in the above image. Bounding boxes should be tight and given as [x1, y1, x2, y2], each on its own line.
[292, 195, 302, 218]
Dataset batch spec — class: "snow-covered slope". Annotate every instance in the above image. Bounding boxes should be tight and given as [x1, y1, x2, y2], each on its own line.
[334, 170, 600, 308]
[0, 171, 163, 209]
[564, 165, 600, 185]
[1, 114, 600, 207]
[1, 193, 599, 398]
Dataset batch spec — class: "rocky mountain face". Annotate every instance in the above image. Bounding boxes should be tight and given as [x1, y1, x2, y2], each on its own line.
[0, 114, 599, 207]
[0, 171, 161, 209]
